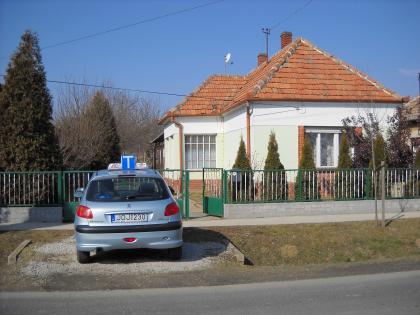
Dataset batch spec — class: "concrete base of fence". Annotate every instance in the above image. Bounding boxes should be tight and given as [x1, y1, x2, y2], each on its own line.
[224, 199, 420, 219]
[0, 207, 62, 223]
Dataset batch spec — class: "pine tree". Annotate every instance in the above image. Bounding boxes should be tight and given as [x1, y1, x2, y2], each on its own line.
[336, 132, 354, 199]
[264, 131, 284, 170]
[0, 30, 61, 171]
[297, 136, 317, 200]
[338, 133, 352, 168]
[369, 133, 386, 168]
[387, 108, 413, 167]
[231, 137, 252, 202]
[299, 136, 315, 169]
[263, 131, 287, 200]
[232, 137, 251, 170]
[84, 91, 121, 169]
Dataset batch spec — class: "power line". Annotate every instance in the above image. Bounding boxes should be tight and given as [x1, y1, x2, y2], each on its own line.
[0, 0, 224, 60]
[270, 0, 313, 30]
[0, 75, 231, 102]
[41, 0, 225, 50]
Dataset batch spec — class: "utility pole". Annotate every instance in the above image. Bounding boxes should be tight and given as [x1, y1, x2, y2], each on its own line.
[262, 28, 271, 58]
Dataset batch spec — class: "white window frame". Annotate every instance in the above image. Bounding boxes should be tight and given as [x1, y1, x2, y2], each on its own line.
[184, 134, 217, 170]
[305, 128, 341, 168]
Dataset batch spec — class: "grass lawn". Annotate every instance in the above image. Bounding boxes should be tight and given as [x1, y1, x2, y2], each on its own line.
[207, 218, 420, 266]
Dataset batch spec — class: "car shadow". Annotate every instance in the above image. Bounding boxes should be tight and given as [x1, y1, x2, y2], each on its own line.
[91, 227, 229, 264]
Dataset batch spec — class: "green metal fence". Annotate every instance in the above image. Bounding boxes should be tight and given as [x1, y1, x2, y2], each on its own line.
[224, 168, 420, 204]
[0, 171, 61, 206]
[1, 168, 419, 214]
[1, 169, 191, 221]
[157, 169, 190, 219]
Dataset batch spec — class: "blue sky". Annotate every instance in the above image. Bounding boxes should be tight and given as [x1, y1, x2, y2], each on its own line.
[1, 0, 419, 112]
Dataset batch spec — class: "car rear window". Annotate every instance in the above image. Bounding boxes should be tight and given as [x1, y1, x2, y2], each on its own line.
[86, 176, 169, 202]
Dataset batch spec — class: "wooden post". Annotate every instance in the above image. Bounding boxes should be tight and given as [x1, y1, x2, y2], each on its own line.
[381, 161, 385, 228]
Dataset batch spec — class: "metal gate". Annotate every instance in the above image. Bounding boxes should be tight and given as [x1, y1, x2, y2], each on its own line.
[62, 171, 95, 221]
[202, 168, 224, 217]
[157, 169, 190, 219]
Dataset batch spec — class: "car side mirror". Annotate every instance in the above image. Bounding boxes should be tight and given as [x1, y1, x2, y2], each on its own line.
[74, 188, 84, 199]
[168, 186, 175, 195]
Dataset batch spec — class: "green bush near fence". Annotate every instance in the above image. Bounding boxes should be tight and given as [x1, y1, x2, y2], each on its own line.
[263, 132, 287, 201]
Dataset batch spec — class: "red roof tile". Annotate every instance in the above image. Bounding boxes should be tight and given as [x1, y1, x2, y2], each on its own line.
[160, 37, 402, 123]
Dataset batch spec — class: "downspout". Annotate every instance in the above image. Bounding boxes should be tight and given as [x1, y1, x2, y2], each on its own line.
[246, 102, 251, 160]
[171, 116, 184, 192]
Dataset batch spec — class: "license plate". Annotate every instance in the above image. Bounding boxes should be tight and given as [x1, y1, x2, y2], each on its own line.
[111, 213, 148, 223]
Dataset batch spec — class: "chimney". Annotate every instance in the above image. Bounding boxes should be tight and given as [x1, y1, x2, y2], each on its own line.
[257, 52, 267, 66]
[281, 31, 292, 49]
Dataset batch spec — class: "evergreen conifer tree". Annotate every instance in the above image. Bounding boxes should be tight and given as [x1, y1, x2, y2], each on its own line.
[298, 136, 317, 200]
[369, 133, 386, 168]
[338, 133, 352, 168]
[231, 137, 252, 201]
[232, 137, 251, 170]
[0, 30, 61, 171]
[336, 132, 354, 198]
[263, 131, 287, 200]
[264, 131, 284, 170]
[299, 137, 315, 169]
[84, 91, 121, 169]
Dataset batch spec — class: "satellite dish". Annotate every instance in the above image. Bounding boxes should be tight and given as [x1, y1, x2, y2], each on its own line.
[224, 53, 232, 64]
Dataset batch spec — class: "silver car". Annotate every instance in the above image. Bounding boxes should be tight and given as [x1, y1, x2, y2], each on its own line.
[73, 167, 182, 264]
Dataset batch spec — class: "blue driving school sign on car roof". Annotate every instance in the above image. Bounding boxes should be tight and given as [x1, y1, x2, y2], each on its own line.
[121, 155, 136, 170]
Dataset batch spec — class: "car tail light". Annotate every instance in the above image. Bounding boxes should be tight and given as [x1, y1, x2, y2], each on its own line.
[164, 202, 179, 216]
[76, 205, 93, 219]
[123, 237, 137, 243]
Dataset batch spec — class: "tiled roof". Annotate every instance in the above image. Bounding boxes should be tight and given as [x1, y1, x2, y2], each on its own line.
[160, 75, 246, 123]
[403, 96, 420, 122]
[161, 37, 402, 123]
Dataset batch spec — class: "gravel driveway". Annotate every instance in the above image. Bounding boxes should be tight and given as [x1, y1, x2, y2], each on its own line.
[21, 236, 235, 278]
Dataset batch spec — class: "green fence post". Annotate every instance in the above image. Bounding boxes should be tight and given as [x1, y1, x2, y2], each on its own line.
[184, 170, 190, 220]
[222, 169, 228, 204]
[57, 171, 63, 206]
[296, 169, 302, 201]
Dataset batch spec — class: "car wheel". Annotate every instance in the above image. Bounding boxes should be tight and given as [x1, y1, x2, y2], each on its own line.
[77, 250, 91, 264]
[168, 246, 182, 260]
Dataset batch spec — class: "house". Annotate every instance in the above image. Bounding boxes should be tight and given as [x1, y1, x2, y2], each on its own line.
[159, 32, 402, 179]
[403, 96, 420, 152]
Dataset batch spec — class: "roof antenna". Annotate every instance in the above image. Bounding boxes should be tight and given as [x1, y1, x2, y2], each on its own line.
[262, 28, 271, 58]
[224, 53, 233, 74]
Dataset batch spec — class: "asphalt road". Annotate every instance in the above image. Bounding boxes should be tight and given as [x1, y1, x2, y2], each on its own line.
[1, 270, 419, 315]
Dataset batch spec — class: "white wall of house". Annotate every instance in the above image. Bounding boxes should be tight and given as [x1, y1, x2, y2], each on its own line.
[251, 125, 298, 169]
[162, 101, 399, 171]
[250, 101, 398, 128]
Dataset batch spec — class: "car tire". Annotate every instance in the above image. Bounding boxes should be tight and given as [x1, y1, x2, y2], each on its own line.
[77, 250, 91, 264]
[168, 246, 182, 260]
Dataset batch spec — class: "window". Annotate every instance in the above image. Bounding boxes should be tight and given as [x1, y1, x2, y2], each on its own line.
[86, 177, 169, 202]
[305, 129, 340, 168]
[185, 135, 216, 169]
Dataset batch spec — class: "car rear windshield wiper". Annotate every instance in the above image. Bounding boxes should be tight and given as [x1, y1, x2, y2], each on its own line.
[125, 194, 157, 200]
